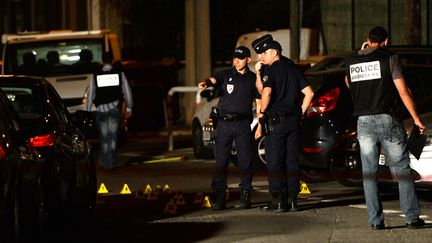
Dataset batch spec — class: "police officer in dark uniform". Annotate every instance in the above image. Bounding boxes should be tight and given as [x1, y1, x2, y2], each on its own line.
[86, 52, 133, 170]
[252, 35, 314, 212]
[198, 46, 259, 210]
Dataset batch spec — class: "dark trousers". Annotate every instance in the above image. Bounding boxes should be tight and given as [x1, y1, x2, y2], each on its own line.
[265, 115, 300, 198]
[211, 119, 253, 191]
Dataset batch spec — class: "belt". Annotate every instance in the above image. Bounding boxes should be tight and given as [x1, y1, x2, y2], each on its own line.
[218, 114, 250, 121]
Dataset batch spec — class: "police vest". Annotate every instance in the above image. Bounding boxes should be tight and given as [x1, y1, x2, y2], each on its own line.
[93, 70, 123, 107]
[346, 48, 401, 117]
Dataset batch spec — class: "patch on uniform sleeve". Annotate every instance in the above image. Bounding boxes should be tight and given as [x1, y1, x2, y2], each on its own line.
[262, 75, 269, 82]
[227, 84, 234, 94]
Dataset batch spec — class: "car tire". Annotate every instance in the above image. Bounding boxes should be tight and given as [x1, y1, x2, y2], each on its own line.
[192, 120, 214, 159]
[250, 125, 267, 169]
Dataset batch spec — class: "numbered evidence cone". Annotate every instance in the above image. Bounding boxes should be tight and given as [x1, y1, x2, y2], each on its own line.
[163, 184, 170, 193]
[201, 196, 212, 208]
[164, 199, 177, 214]
[120, 184, 132, 194]
[175, 193, 186, 206]
[299, 181, 311, 195]
[143, 184, 152, 195]
[193, 192, 204, 204]
[97, 183, 109, 194]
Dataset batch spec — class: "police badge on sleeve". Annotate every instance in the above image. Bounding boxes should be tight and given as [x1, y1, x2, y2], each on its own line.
[227, 84, 234, 94]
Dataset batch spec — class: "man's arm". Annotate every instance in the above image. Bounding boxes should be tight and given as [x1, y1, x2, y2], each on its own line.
[260, 87, 272, 114]
[198, 77, 217, 90]
[121, 72, 133, 118]
[85, 76, 96, 111]
[255, 98, 263, 140]
[255, 61, 264, 93]
[301, 86, 314, 115]
[393, 78, 425, 132]
[345, 76, 350, 88]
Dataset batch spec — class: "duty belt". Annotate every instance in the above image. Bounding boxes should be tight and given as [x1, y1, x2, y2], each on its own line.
[219, 114, 250, 121]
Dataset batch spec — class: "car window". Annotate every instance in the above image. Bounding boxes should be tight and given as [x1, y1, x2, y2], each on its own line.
[1, 87, 42, 120]
[4, 39, 103, 76]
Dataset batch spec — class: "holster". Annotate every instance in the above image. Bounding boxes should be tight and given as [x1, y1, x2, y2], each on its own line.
[210, 107, 219, 129]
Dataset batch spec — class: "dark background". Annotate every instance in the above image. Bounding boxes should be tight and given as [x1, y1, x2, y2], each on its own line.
[122, 0, 320, 63]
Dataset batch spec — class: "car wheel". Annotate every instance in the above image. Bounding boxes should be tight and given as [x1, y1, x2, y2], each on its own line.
[192, 121, 213, 159]
[252, 135, 267, 169]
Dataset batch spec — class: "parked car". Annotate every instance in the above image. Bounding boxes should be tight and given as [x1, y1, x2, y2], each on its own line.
[0, 76, 97, 221]
[0, 87, 44, 242]
[331, 64, 432, 188]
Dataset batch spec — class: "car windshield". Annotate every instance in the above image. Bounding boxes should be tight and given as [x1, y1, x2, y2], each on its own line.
[3, 38, 103, 76]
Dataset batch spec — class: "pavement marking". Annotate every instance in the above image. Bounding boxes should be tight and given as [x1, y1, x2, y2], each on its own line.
[142, 156, 184, 164]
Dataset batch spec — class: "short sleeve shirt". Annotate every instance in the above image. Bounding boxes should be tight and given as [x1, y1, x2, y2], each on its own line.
[358, 47, 403, 79]
[262, 57, 310, 114]
[214, 67, 258, 116]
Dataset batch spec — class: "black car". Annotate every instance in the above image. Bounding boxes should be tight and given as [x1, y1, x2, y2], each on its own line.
[0, 87, 44, 242]
[0, 76, 97, 221]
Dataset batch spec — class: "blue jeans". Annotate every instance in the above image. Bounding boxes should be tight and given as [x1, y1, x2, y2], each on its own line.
[95, 107, 121, 170]
[357, 114, 421, 225]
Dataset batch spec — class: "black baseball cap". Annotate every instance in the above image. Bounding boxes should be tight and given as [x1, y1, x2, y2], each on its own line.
[233, 46, 251, 59]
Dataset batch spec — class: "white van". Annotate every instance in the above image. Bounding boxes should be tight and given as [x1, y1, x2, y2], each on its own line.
[1, 30, 122, 113]
[236, 28, 321, 67]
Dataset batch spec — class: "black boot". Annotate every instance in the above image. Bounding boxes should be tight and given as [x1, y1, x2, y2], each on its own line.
[261, 193, 287, 212]
[212, 190, 226, 210]
[234, 190, 251, 210]
[288, 197, 298, 212]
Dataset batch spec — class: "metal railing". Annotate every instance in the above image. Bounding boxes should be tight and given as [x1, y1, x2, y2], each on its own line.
[166, 86, 200, 151]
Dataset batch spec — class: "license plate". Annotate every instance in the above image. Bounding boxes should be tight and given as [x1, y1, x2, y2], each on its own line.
[378, 154, 385, 165]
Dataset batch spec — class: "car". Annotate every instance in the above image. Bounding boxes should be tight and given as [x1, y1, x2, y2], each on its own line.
[331, 64, 432, 188]
[0, 87, 44, 242]
[0, 76, 97, 221]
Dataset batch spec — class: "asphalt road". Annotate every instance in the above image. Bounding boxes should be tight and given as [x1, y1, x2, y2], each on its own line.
[41, 131, 432, 243]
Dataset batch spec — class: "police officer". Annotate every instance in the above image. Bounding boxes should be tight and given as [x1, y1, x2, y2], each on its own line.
[345, 26, 425, 229]
[86, 52, 133, 170]
[198, 46, 259, 210]
[252, 35, 314, 212]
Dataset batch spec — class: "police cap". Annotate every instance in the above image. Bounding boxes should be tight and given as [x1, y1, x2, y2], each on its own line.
[251, 34, 282, 54]
[233, 46, 251, 59]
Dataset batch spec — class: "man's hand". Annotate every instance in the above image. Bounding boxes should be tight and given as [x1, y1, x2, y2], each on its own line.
[255, 61, 263, 74]
[414, 118, 426, 134]
[198, 81, 207, 90]
[255, 124, 263, 140]
[124, 111, 132, 119]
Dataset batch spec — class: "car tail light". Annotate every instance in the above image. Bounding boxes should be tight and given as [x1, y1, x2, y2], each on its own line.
[0, 144, 6, 160]
[305, 87, 340, 118]
[303, 147, 322, 153]
[28, 133, 55, 148]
